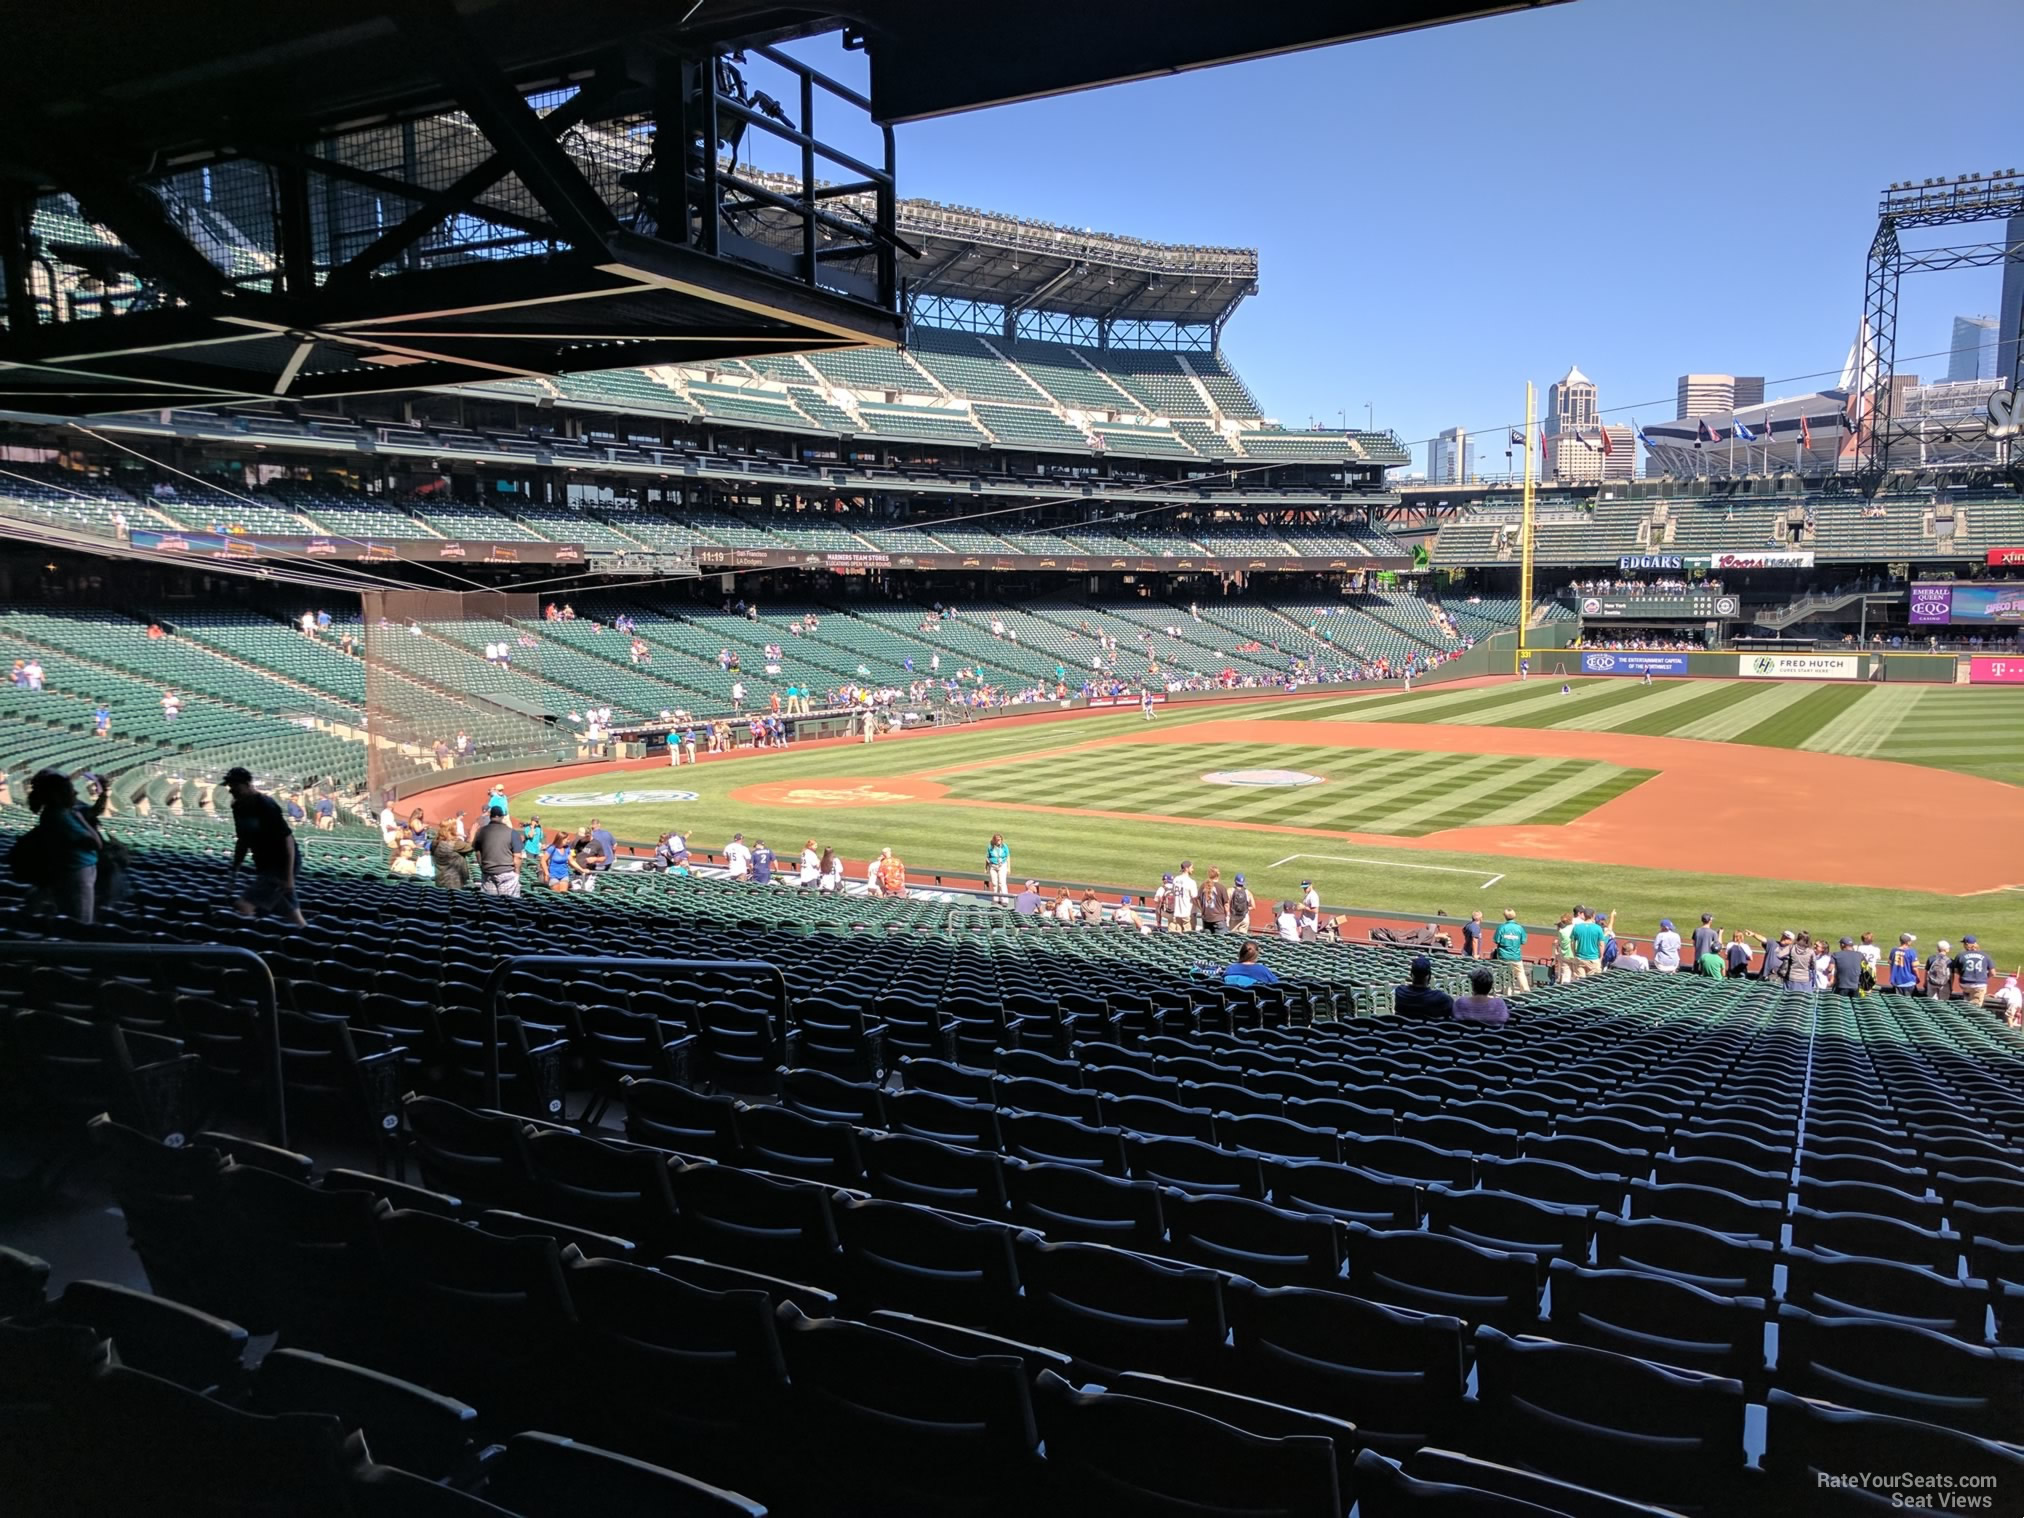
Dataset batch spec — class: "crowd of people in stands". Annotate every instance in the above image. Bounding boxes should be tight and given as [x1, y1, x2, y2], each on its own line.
[1566, 577, 1725, 597]
[1570, 633, 1703, 651]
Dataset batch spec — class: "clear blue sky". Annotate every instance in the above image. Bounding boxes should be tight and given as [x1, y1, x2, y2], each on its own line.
[778, 0, 2014, 472]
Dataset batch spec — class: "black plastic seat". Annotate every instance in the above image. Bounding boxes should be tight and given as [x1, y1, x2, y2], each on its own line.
[53, 1278, 249, 1394]
[1033, 1368, 1341, 1518]
[775, 1307, 1042, 1517]
[778, 1066, 887, 1127]
[1219, 1112, 1341, 1164]
[522, 1128, 681, 1250]
[859, 1129, 1010, 1216]
[1467, 1325, 1748, 1514]
[620, 1077, 741, 1160]
[251, 1347, 478, 1484]
[1788, 1204, 1961, 1274]
[899, 1056, 997, 1102]
[1267, 1159, 1420, 1229]
[1162, 1191, 1344, 1288]
[1774, 1303, 2024, 1439]
[995, 1074, 1104, 1124]
[1545, 1259, 1764, 1381]
[1593, 1212, 1777, 1297]
[1424, 1186, 1594, 1265]
[1102, 1093, 1217, 1144]
[1345, 1223, 1541, 1332]
[833, 1196, 1024, 1328]
[884, 1087, 1003, 1150]
[1006, 1161, 1165, 1249]
[1017, 1239, 1231, 1380]
[1760, 1388, 2024, 1518]
[1124, 1134, 1265, 1199]
[562, 1255, 789, 1491]
[733, 1102, 865, 1186]
[1782, 1246, 1989, 1341]
[999, 1110, 1127, 1173]
[667, 1160, 840, 1284]
[1231, 1285, 1467, 1456]
[402, 1096, 537, 1209]
[483, 1430, 766, 1518]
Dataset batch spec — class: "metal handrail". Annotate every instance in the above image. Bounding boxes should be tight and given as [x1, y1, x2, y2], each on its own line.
[480, 955, 788, 1111]
[0, 940, 287, 1148]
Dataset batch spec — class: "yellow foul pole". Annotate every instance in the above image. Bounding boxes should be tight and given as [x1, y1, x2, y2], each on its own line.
[1517, 380, 1536, 667]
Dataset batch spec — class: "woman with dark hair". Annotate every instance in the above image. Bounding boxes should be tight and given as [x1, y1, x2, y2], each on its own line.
[20, 769, 107, 923]
[817, 845, 841, 893]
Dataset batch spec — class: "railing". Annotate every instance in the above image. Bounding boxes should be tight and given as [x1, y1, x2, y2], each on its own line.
[0, 940, 287, 1148]
[480, 955, 788, 1111]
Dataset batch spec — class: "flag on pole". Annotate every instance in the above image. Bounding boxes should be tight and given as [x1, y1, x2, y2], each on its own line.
[1800, 414, 1813, 450]
[1637, 423, 1659, 452]
[1599, 428, 1613, 456]
[1576, 431, 1599, 452]
[1696, 419, 1719, 446]
[1509, 429, 1524, 447]
[1733, 417, 1757, 442]
[1540, 429, 1549, 469]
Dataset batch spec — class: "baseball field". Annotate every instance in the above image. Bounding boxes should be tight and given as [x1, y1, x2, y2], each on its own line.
[409, 676, 2024, 954]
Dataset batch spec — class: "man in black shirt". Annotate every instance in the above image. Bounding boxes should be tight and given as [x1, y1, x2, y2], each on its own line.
[1829, 936, 1865, 997]
[224, 766, 306, 926]
[1393, 955, 1456, 1020]
[467, 805, 522, 897]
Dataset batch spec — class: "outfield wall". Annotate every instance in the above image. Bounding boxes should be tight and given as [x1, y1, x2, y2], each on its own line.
[1519, 648, 1959, 683]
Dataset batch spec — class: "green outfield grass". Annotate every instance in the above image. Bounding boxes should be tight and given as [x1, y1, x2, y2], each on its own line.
[510, 683, 2024, 953]
[1317, 677, 2024, 786]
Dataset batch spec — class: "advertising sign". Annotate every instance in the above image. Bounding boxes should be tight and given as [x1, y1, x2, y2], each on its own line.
[1944, 584, 2024, 625]
[1618, 554, 1684, 572]
[1969, 657, 2024, 685]
[1709, 550, 1814, 570]
[1579, 652, 1690, 676]
[127, 531, 585, 564]
[1908, 583, 1956, 625]
[1737, 653, 1861, 680]
[1987, 548, 2024, 567]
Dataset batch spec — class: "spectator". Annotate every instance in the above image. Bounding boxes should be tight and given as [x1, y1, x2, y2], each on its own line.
[1694, 934, 1727, 978]
[724, 832, 752, 881]
[521, 818, 545, 877]
[1491, 908, 1530, 991]
[1568, 908, 1607, 980]
[1887, 932, 1921, 992]
[1394, 956, 1456, 1021]
[1783, 932, 1817, 993]
[1200, 867, 1229, 934]
[875, 847, 906, 898]
[432, 824, 469, 890]
[1115, 896, 1150, 934]
[575, 829, 610, 882]
[1725, 930, 1757, 978]
[1452, 967, 1510, 1025]
[1692, 913, 1720, 966]
[985, 834, 1011, 905]
[1613, 939, 1651, 972]
[469, 806, 522, 896]
[313, 794, 336, 831]
[1856, 931, 1883, 982]
[1553, 914, 1575, 983]
[1274, 900, 1301, 942]
[1993, 976, 2022, 1027]
[543, 833, 573, 892]
[18, 769, 106, 923]
[751, 839, 775, 885]
[818, 847, 843, 893]
[1651, 919, 1682, 973]
[586, 818, 615, 872]
[1461, 909, 1485, 958]
[1955, 936, 1993, 1007]
[1227, 873, 1253, 936]
[1829, 937, 1865, 998]
[1926, 940, 1954, 1000]
[1013, 880, 1041, 916]
[1221, 941, 1279, 986]
[1171, 861, 1200, 934]
[224, 766, 306, 927]
[798, 839, 820, 887]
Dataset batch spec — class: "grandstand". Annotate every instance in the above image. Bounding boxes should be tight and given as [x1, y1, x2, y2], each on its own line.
[10, 11, 2024, 1518]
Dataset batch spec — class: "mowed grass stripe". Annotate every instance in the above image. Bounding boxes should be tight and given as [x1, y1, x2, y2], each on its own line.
[1607, 682, 1754, 737]
[1208, 751, 1433, 824]
[1438, 681, 1636, 727]
[1323, 684, 1532, 723]
[1526, 767, 1660, 824]
[1490, 681, 1686, 730]
[1666, 682, 1804, 742]
[1731, 683, 1874, 748]
[1801, 684, 1919, 757]
[1273, 751, 1483, 830]
[1463, 761, 1642, 828]
[1547, 679, 1722, 732]
[946, 745, 1179, 806]
[1378, 755, 1574, 832]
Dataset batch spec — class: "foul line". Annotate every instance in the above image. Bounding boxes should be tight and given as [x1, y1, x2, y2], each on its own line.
[1270, 852, 1505, 889]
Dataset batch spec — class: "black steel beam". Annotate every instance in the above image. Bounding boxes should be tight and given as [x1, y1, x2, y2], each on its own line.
[395, 1, 619, 254]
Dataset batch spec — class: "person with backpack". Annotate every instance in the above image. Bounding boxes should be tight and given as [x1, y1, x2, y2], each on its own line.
[15, 769, 107, 923]
[1926, 940, 1955, 1001]
[1226, 873, 1254, 936]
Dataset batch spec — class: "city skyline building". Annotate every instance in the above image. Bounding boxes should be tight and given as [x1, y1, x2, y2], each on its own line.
[1429, 426, 1473, 483]
[1948, 315, 1998, 383]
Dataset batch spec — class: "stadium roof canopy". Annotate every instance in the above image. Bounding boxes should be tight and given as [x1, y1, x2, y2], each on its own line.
[1, 0, 1563, 411]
